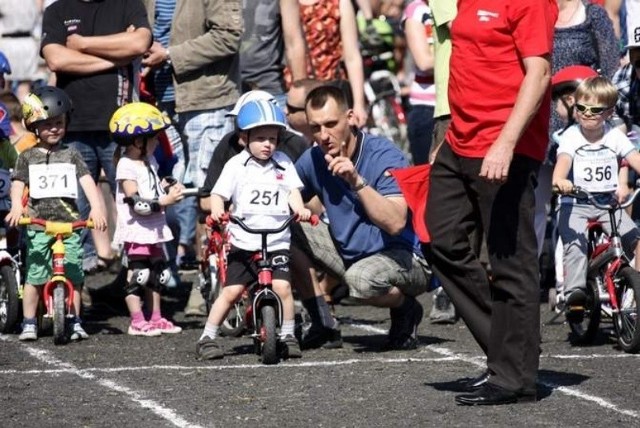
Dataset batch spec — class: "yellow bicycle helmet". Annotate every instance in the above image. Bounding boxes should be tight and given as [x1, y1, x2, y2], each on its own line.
[109, 102, 170, 144]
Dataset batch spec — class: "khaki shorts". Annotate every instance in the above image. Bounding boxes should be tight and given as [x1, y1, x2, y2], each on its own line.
[292, 221, 430, 299]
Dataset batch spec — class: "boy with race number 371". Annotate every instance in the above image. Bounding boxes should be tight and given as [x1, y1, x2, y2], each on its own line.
[6, 86, 107, 342]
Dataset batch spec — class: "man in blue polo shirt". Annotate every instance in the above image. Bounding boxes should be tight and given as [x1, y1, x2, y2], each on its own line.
[292, 85, 431, 350]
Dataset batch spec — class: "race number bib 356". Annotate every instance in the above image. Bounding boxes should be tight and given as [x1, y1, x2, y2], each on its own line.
[573, 146, 618, 193]
[28, 163, 78, 199]
[0, 168, 10, 198]
[239, 182, 289, 216]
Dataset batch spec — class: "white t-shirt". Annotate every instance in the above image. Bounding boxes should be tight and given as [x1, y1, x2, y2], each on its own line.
[557, 124, 635, 196]
[212, 150, 304, 252]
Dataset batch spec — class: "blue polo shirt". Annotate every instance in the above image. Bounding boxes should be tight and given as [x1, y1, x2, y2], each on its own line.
[295, 132, 422, 261]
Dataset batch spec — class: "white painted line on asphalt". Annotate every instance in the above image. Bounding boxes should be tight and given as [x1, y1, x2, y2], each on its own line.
[347, 321, 640, 420]
[0, 336, 204, 428]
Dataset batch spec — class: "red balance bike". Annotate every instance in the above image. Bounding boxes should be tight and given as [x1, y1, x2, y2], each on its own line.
[554, 187, 640, 353]
[210, 213, 318, 364]
[19, 217, 93, 345]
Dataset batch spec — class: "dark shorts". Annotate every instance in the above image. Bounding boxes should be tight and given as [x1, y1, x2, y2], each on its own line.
[224, 246, 291, 287]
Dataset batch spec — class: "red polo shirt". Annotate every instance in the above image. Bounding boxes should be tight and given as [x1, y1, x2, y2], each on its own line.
[446, 0, 558, 161]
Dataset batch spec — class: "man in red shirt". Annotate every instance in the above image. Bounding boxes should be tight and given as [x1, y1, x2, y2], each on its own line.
[427, 0, 558, 405]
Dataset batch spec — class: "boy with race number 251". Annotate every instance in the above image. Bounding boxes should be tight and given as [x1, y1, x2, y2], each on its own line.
[6, 86, 107, 342]
[552, 76, 640, 317]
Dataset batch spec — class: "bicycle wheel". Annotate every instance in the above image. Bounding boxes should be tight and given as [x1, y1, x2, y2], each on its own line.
[613, 266, 640, 353]
[52, 283, 67, 345]
[260, 304, 278, 365]
[370, 96, 410, 158]
[0, 264, 20, 333]
[567, 274, 601, 345]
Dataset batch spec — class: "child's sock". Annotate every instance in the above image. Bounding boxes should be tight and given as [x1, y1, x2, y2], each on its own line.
[150, 310, 162, 322]
[22, 317, 37, 326]
[131, 311, 145, 326]
[280, 320, 295, 338]
[200, 322, 219, 341]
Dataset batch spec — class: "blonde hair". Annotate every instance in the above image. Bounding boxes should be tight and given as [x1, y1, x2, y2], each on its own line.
[574, 76, 619, 107]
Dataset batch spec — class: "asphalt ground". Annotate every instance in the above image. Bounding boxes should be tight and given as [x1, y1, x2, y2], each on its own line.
[1, 270, 639, 428]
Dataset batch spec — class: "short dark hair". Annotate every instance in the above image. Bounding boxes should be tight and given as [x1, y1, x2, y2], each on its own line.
[305, 85, 350, 112]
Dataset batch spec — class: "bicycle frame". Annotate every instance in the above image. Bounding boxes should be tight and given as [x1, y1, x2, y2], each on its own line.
[18, 218, 93, 317]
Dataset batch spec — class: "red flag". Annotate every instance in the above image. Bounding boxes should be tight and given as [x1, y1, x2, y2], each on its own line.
[388, 164, 430, 243]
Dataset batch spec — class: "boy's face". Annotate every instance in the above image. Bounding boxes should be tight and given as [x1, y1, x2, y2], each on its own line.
[35, 115, 66, 145]
[574, 95, 613, 133]
[243, 126, 279, 161]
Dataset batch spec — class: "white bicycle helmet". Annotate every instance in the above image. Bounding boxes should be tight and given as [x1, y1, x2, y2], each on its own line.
[226, 90, 277, 117]
[236, 99, 287, 131]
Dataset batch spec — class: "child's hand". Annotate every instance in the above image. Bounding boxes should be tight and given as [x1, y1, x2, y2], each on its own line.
[616, 183, 631, 203]
[4, 207, 23, 228]
[210, 207, 226, 224]
[553, 179, 574, 195]
[295, 208, 312, 222]
[89, 209, 108, 231]
[163, 184, 184, 205]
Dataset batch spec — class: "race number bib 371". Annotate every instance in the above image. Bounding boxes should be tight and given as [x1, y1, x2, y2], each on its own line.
[239, 182, 289, 216]
[28, 163, 78, 199]
[573, 146, 618, 193]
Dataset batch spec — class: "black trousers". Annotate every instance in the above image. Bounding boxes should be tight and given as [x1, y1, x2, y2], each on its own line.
[427, 143, 541, 394]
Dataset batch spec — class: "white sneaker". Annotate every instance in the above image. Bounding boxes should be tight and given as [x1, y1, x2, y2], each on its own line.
[70, 323, 89, 341]
[18, 323, 37, 341]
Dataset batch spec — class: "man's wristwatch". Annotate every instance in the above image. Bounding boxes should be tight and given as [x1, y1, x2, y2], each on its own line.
[165, 48, 172, 65]
[351, 176, 368, 192]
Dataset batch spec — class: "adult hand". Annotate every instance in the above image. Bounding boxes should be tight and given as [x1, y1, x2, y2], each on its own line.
[324, 149, 359, 188]
[479, 141, 513, 183]
[141, 41, 169, 76]
[352, 104, 369, 128]
[66, 34, 86, 52]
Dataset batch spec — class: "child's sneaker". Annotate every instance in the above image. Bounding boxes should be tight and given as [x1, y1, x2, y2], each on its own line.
[127, 321, 161, 337]
[18, 323, 37, 341]
[70, 323, 89, 341]
[196, 336, 224, 360]
[280, 335, 302, 359]
[150, 318, 182, 334]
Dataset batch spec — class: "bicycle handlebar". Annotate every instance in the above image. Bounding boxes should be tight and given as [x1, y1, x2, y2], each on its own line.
[18, 217, 94, 235]
[552, 185, 640, 210]
[181, 187, 208, 198]
[208, 213, 319, 235]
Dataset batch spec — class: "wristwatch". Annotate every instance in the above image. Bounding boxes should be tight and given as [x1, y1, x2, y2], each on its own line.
[351, 176, 368, 192]
[165, 48, 172, 65]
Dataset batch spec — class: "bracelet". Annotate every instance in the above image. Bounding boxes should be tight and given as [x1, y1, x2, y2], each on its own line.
[351, 177, 368, 192]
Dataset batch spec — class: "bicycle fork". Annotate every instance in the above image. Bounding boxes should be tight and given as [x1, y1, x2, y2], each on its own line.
[42, 237, 74, 317]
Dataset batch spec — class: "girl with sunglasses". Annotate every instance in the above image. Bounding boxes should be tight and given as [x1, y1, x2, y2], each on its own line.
[552, 76, 640, 318]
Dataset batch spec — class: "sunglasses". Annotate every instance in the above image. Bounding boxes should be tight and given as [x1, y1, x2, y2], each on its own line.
[575, 103, 612, 116]
[286, 103, 305, 114]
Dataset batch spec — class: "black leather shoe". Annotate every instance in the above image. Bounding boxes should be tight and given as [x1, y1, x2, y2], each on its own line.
[464, 369, 491, 391]
[455, 383, 536, 406]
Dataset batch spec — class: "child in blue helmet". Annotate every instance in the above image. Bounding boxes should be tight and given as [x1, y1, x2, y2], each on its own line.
[196, 99, 311, 360]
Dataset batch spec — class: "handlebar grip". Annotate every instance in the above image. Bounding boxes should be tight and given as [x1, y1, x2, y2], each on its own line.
[18, 217, 32, 226]
[309, 214, 320, 226]
[181, 187, 206, 198]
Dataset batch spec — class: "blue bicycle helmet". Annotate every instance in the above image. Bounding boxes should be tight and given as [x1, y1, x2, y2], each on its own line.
[0, 52, 11, 75]
[236, 99, 287, 131]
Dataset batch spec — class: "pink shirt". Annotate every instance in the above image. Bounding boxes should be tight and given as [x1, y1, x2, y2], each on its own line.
[113, 156, 173, 246]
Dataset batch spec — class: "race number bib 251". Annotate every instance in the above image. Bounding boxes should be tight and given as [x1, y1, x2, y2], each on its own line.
[28, 163, 78, 199]
[239, 182, 289, 216]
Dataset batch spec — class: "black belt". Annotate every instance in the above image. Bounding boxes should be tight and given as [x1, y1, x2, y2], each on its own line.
[2, 32, 31, 38]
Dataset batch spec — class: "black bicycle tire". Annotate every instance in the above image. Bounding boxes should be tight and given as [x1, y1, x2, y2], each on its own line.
[260, 305, 278, 365]
[613, 266, 640, 353]
[568, 274, 601, 345]
[0, 264, 20, 333]
[52, 283, 67, 345]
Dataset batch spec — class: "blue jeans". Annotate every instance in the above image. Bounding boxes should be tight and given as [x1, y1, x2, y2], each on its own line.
[407, 104, 435, 166]
[65, 131, 117, 267]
